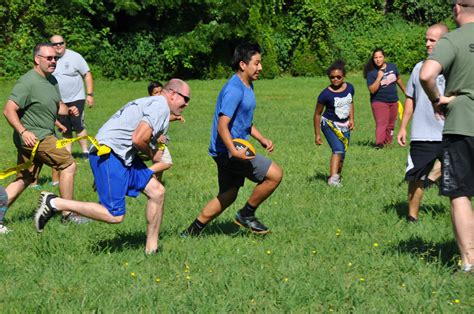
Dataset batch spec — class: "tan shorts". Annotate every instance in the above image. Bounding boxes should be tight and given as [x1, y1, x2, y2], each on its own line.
[17, 135, 75, 180]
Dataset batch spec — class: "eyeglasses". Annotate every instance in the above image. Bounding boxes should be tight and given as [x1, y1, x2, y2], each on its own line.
[51, 42, 64, 47]
[37, 55, 59, 61]
[329, 75, 343, 80]
[171, 89, 190, 103]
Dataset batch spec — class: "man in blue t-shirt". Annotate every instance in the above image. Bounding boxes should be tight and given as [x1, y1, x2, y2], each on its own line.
[182, 43, 283, 236]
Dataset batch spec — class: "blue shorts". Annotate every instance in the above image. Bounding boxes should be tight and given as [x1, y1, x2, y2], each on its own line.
[89, 152, 154, 216]
[321, 120, 350, 158]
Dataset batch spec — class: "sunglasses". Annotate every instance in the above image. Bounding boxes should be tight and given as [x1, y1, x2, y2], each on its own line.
[37, 55, 59, 61]
[172, 89, 190, 103]
[51, 42, 64, 47]
[329, 75, 343, 80]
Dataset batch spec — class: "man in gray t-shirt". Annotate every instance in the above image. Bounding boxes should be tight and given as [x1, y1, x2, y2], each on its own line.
[51, 35, 94, 157]
[397, 24, 448, 222]
[34, 79, 191, 255]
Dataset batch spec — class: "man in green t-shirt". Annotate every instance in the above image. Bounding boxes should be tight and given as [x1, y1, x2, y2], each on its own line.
[0, 43, 79, 234]
[420, 0, 474, 274]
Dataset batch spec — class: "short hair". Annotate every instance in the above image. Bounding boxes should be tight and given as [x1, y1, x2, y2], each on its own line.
[163, 78, 187, 93]
[363, 48, 385, 79]
[326, 60, 346, 76]
[33, 42, 54, 63]
[147, 81, 163, 96]
[231, 42, 261, 71]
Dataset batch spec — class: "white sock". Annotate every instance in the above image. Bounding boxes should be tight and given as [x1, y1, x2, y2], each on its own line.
[50, 198, 58, 209]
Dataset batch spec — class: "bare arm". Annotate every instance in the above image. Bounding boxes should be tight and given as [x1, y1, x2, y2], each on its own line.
[349, 101, 355, 130]
[397, 76, 406, 95]
[84, 72, 94, 108]
[250, 124, 273, 153]
[3, 100, 37, 147]
[132, 121, 157, 161]
[397, 97, 414, 146]
[368, 69, 385, 94]
[420, 60, 455, 116]
[313, 103, 324, 145]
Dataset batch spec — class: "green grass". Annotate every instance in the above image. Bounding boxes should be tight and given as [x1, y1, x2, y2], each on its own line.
[0, 76, 472, 312]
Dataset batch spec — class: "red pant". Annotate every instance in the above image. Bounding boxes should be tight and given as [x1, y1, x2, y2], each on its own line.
[371, 101, 398, 146]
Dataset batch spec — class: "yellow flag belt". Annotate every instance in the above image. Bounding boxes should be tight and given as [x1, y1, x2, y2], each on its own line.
[0, 136, 110, 180]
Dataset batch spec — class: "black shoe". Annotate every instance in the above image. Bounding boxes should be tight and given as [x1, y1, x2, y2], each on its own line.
[234, 212, 270, 234]
[407, 215, 418, 223]
[35, 192, 58, 233]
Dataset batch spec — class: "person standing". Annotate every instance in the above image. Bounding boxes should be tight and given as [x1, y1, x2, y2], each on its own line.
[314, 60, 355, 187]
[181, 43, 283, 236]
[50, 35, 94, 158]
[364, 48, 406, 148]
[420, 0, 474, 273]
[1, 43, 78, 234]
[34, 79, 190, 254]
[397, 24, 449, 222]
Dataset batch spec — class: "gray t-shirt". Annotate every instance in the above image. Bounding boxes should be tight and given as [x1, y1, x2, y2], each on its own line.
[405, 61, 445, 141]
[96, 96, 170, 166]
[53, 49, 90, 103]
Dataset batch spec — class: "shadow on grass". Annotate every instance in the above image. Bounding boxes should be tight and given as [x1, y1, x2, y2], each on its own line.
[351, 139, 376, 148]
[307, 171, 327, 183]
[393, 236, 458, 269]
[91, 231, 145, 253]
[203, 220, 241, 236]
[383, 201, 447, 219]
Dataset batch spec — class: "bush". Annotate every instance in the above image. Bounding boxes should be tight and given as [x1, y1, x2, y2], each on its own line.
[291, 40, 324, 76]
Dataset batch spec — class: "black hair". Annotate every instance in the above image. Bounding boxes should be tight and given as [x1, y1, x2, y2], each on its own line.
[147, 81, 163, 96]
[326, 59, 346, 76]
[231, 42, 261, 71]
[363, 48, 385, 79]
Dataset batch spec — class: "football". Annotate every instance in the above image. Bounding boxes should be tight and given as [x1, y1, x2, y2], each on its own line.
[232, 138, 256, 157]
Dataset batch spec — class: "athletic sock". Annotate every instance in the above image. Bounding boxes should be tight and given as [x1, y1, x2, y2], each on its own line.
[239, 202, 257, 218]
[49, 198, 58, 210]
[186, 219, 207, 235]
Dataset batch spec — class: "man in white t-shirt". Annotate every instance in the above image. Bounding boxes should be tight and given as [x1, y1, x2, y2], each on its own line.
[50, 35, 94, 158]
[397, 24, 449, 222]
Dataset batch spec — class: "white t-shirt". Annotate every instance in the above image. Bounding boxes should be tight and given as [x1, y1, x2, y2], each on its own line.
[96, 96, 170, 166]
[405, 61, 445, 141]
[53, 49, 90, 103]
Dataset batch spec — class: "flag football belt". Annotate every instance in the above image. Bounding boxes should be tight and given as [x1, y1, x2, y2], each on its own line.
[0, 135, 110, 180]
[323, 117, 349, 151]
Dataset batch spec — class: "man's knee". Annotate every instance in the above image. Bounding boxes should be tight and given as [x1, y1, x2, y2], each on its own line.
[146, 179, 165, 201]
[60, 161, 77, 175]
[109, 214, 125, 224]
[266, 162, 283, 184]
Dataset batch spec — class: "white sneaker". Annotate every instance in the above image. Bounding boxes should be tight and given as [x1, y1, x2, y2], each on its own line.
[462, 263, 473, 273]
[328, 175, 343, 187]
[0, 224, 11, 234]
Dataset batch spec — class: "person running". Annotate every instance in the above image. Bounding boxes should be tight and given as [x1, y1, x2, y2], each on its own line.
[34, 79, 191, 254]
[314, 60, 355, 187]
[181, 42, 283, 236]
[396, 24, 449, 222]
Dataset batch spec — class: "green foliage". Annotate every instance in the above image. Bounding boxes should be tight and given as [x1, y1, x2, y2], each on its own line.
[0, 0, 456, 79]
[332, 16, 426, 73]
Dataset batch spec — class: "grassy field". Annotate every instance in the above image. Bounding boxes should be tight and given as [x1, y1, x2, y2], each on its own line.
[0, 76, 472, 312]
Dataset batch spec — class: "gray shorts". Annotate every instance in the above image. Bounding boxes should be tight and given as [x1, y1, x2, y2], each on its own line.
[213, 153, 272, 194]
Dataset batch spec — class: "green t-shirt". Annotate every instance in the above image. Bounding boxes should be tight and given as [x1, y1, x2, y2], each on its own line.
[428, 22, 474, 136]
[9, 69, 61, 143]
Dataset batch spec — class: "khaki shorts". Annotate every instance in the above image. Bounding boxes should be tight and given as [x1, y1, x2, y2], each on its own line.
[17, 135, 75, 180]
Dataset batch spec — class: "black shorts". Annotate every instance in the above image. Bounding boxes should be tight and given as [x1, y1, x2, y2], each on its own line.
[405, 141, 442, 181]
[214, 153, 272, 194]
[440, 135, 474, 197]
[58, 99, 86, 136]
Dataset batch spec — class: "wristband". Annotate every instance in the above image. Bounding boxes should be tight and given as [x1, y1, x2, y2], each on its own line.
[431, 97, 440, 106]
[87, 93, 94, 96]
[20, 129, 27, 135]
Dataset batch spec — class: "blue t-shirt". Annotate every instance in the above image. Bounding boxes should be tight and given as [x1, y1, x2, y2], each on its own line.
[317, 83, 355, 123]
[209, 74, 256, 157]
[366, 62, 399, 103]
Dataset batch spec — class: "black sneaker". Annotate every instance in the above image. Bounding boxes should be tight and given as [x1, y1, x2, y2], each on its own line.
[234, 212, 270, 234]
[407, 215, 418, 223]
[35, 192, 58, 233]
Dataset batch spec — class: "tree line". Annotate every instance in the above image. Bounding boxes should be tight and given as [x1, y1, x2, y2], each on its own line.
[0, 0, 452, 80]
